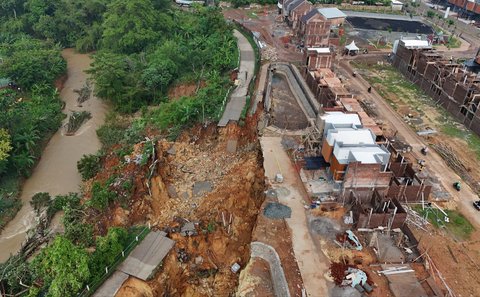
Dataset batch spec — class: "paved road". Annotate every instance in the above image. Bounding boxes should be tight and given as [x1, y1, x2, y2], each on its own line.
[260, 137, 330, 297]
[218, 30, 255, 127]
[344, 10, 423, 21]
[341, 60, 480, 229]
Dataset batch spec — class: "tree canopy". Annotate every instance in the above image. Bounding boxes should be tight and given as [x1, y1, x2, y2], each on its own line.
[33, 236, 90, 297]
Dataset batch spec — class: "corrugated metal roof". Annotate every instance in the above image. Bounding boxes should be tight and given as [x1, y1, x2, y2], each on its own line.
[117, 231, 175, 281]
[0, 78, 11, 88]
[318, 7, 347, 19]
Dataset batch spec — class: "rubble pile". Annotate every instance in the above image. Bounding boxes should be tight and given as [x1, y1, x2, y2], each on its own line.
[262, 46, 278, 61]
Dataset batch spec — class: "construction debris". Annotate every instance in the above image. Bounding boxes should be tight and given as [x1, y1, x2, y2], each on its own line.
[432, 143, 479, 192]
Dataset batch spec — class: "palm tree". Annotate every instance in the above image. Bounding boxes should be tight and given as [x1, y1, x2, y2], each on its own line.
[14, 128, 40, 155]
[12, 150, 35, 176]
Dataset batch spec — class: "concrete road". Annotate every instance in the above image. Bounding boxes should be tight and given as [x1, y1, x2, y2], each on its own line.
[218, 30, 255, 127]
[260, 136, 330, 297]
[340, 60, 480, 229]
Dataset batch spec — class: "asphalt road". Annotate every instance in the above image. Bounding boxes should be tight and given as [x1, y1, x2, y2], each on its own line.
[218, 30, 255, 127]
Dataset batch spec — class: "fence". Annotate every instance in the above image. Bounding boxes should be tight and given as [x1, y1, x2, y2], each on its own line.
[232, 20, 262, 120]
[77, 225, 151, 297]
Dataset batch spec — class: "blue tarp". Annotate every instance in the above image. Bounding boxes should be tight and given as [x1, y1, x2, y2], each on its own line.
[304, 157, 329, 170]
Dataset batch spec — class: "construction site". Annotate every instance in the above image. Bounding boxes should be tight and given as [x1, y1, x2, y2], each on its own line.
[42, 4, 480, 297]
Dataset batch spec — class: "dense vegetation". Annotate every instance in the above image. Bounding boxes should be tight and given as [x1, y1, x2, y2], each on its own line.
[1, 0, 238, 296]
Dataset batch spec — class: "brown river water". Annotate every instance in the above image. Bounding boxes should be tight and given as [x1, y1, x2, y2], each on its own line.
[0, 49, 108, 262]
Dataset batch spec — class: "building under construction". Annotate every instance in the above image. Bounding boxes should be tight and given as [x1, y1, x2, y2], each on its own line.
[392, 40, 480, 136]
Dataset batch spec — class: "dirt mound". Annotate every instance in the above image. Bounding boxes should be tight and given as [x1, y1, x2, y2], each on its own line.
[310, 217, 342, 240]
[168, 81, 206, 100]
[116, 277, 153, 297]
[237, 257, 275, 297]
[99, 123, 265, 296]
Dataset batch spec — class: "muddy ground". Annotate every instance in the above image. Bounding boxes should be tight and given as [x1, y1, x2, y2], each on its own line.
[223, 7, 303, 63]
[86, 118, 270, 296]
[270, 73, 309, 130]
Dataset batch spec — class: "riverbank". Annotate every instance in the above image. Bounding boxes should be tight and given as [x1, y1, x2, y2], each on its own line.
[0, 49, 109, 263]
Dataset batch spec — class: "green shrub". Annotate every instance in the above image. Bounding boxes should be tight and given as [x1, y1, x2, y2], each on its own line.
[88, 182, 116, 210]
[77, 154, 102, 180]
[30, 192, 51, 214]
[89, 227, 129, 279]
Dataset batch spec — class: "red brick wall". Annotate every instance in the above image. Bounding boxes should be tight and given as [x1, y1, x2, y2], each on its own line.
[343, 162, 392, 188]
[291, 2, 312, 29]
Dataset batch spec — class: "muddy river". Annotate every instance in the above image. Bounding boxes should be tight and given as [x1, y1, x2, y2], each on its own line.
[0, 49, 108, 263]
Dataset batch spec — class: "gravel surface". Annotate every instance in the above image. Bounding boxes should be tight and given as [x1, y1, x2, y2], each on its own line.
[264, 202, 292, 219]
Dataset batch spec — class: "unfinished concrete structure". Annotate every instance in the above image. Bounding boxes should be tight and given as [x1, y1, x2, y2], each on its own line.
[317, 112, 392, 198]
[306, 68, 384, 137]
[351, 192, 407, 229]
[392, 41, 480, 136]
[387, 146, 432, 203]
[304, 47, 334, 70]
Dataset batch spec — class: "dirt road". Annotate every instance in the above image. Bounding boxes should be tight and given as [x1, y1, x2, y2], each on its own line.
[260, 136, 330, 296]
[0, 49, 108, 263]
[340, 59, 480, 229]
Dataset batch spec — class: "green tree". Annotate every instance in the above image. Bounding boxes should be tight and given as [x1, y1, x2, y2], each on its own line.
[426, 10, 436, 18]
[77, 153, 102, 180]
[88, 181, 116, 210]
[89, 227, 128, 279]
[101, 0, 158, 54]
[33, 236, 90, 297]
[0, 128, 12, 162]
[30, 192, 51, 214]
[0, 38, 66, 89]
[63, 211, 94, 247]
[141, 59, 177, 98]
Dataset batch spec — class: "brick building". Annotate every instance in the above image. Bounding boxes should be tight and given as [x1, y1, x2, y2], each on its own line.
[283, 0, 312, 30]
[304, 47, 334, 69]
[448, 0, 480, 18]
[392, 41, 480, 136]
[298, 9, 331, 47]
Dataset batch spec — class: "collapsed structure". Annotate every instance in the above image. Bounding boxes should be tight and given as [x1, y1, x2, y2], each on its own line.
[392, 40, 480, 136]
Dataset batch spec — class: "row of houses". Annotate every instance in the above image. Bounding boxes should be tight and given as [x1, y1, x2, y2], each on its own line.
[281, 0, 347, 47]
[392, 40, 480, 136]
[275, 4, 433, 203]
[315, 110, 431, 203]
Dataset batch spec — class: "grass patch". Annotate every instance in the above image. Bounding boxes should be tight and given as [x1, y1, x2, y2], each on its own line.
[352, 61, 425, 110]
[414, 206, 474, 240]
[247, 11, 259, 19]
[438, 116, 480, 160]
